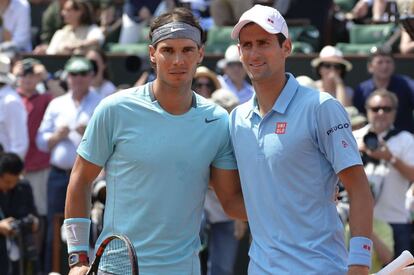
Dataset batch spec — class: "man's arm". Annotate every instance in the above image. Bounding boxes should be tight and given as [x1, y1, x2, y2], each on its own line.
[210, 167, 247, 221]
[65, 155, 102, 219]
[338, 164, 373, 275]
[65, 155, 102, 274]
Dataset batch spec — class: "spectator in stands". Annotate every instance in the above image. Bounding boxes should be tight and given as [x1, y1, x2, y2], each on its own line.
[46, 0, 105, 55]
[118, 0, 162, 44]
[353, 48, 414, 133]
[0, 54, 28, 159]
[0, 0, 32, 53]
[311, 45, 354, 106]
[0, 152, 38, 275]
[33, 0, 66, 54]
[217, 44, 254, 104]
[210, 0, 252, 26]
[85, 48, 117, 97]
[36, 57, 102, 273]
[399, 27, 414, 54]
[353, 89, 414, 258]
[397, 0, 414, 52]
[98, 0, 123, 45]
[193, 66, 221, 98]
[179, 0, 214, 30]
[12, 58, 52, 271]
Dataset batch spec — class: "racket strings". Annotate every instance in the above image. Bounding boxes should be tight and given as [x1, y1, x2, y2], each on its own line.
[99, 238, 134, 275]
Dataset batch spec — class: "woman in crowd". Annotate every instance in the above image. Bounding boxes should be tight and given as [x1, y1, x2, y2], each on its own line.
[192, 66, 221, 98]
[46, 0, 104, 55]
[311, 45, 354, 106]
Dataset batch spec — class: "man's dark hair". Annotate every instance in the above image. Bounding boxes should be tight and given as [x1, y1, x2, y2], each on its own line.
[0, 153, 24, 176]
[149, 7, 207, 47]
[367, 47, 394, 63]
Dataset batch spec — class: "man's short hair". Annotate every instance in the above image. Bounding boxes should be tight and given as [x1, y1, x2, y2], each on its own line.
[367, 47, 394, 64]
[365, 89, 399, 109]
[0, 152, 24, 176]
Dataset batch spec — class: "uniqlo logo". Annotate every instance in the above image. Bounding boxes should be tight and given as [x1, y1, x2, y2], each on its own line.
[363, 244, 371, 251]
[275, 122, 287, 134]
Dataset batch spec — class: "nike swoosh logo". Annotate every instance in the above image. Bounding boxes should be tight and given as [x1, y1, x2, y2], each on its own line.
[205, 118, 220, 123]
[171, 27, 186, 32]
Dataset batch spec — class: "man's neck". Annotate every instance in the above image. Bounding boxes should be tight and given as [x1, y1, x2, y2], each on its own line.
[152, 80, 194, 115]
[373, 76, 391, 89]
[253, 75, 287, 117]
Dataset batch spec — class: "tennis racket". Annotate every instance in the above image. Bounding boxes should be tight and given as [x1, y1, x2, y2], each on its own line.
[87, 234, 139, 275]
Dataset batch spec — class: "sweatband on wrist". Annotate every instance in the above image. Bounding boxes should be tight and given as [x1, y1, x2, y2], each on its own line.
[151, 21, 202, 46]
[63, 218, 91, 253]
[347, 236, 373, 268]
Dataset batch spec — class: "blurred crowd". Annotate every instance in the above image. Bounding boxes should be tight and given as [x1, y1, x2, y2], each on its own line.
[0, 0, 414, 275]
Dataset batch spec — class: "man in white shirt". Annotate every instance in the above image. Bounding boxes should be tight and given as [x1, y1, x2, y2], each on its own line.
[0, 54, 28, 159]
[353, 88, 414, 258]
[0, 0, 32, 52]
[36, 56, 102, 273]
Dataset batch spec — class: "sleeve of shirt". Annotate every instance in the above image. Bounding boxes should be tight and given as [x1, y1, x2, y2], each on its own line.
[211, 114, 238, 170]
[87, 25, 105, 45]
[76, 99, 115, 167]
[315, 98, 363, 174]
[397, 132, 414, 165]
[5, 97, 28, 159]
[6, 1, 32, 51]
[36, 100, 56, 152]
[45, 30, 62, 54]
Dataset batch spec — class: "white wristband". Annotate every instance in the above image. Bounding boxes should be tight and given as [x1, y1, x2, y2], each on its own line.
[63, 218, 91, 253]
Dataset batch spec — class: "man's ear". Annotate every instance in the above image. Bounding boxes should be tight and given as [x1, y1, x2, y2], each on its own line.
[149, 45, 156, 64]
[282, 38, 292, 56]
[198, 45, 205, 64]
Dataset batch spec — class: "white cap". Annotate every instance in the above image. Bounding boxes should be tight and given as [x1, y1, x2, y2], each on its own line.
[231, 5, 288, 39]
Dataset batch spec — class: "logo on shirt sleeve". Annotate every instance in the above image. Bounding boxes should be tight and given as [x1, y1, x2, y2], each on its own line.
[326, 123, 350, 136]
[275, 122, 287, 134]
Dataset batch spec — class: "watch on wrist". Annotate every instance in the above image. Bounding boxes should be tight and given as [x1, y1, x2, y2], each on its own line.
[68, 252, 89, 268]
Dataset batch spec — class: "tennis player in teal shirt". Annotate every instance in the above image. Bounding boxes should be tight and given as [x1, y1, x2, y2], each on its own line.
[229, 5, 373, 275]
[63, 8, 246, 275]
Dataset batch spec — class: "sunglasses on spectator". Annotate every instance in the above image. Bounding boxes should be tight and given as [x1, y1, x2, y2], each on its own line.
[69, 71, 90, 77]
[320, 63, 343, 70]
[368, 106, 395, 113]
[195, 82, 214, 90]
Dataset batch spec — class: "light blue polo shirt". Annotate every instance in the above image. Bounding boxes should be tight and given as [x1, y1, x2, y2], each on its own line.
[229, 73, 362, 274]
[77, 82, 237, 275]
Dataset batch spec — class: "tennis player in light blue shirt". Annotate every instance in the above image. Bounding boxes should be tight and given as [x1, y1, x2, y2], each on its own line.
[63, 8, 246, 275]
[229, 5, 373, 275]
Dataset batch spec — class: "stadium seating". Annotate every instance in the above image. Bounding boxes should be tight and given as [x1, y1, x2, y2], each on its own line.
[336, 22, 397, 54]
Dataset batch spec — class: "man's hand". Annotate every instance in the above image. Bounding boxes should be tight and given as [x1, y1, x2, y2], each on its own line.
[348, 265, 369, 275]
[76, 124, 87, 136]
[0, 217, 16, 237]
[68, 265, 89, 275]
[365, 142, 392, 161]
